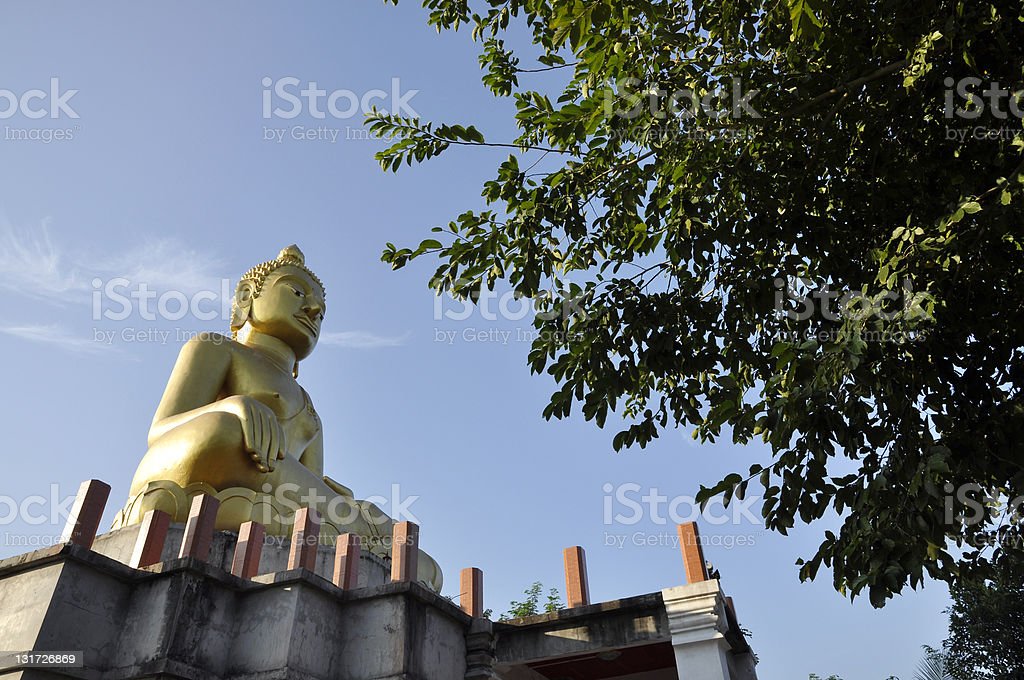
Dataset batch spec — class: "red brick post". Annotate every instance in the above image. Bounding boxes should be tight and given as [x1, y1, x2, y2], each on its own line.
[677, 521, 709, 583]
[178, 494, 220, 561]
[231, 521, 265, 579]
[390, 521, 419, 583]
[287, 507, 320, 572]
[129, 509, 171, 568]
[59, 479, 111, 549]
[563, 546, 590, 609]
[460, 567, 484, 618]
[333, 533, 361, 590]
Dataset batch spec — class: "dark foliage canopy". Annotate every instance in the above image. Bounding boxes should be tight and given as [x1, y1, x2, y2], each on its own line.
[375, 0, 1024, 606]
[944, 560, 1024, 679]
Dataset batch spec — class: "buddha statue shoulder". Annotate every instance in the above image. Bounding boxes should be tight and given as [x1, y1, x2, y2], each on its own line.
[112, 245, 441, 590]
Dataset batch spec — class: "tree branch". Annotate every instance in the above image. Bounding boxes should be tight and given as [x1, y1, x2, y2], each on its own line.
[784, 60, 909, 117]
[977, 153, 1024, 203]
[422, 130, 573, 155]
[516, 62, 578, 73]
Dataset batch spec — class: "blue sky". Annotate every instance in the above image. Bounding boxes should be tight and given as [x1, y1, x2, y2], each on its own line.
[0, 3, 950, 678]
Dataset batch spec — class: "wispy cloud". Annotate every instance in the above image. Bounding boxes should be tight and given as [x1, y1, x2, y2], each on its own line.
[0, 219, 405, 355]
[0, 324, 114, 355]
[0, 219, 85, 302]
[0, 218, 229, 356]
[0, 218, 229, 305]
[319, 330, 409, 349]
[90, 238, 228, 295]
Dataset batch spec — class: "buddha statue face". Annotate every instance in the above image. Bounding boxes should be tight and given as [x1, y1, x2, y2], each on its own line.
[231, 246, 326, 362]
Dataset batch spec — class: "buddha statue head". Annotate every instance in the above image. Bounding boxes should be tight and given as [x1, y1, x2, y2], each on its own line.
[230, 245, 327, 363]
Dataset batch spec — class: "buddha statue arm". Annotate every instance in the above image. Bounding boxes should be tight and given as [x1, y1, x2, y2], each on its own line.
[146, 335, 285, 473]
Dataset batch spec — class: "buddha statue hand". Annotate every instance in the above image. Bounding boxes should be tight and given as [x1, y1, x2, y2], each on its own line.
[219, 395, 286, 473]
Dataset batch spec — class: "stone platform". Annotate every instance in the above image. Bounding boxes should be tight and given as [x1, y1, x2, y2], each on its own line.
[0, 539, 757, 680]
[0, 481, 757, 680]
[0, 541, 468, 680]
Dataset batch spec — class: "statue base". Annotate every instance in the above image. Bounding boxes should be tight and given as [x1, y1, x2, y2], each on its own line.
[108, 480, 443, 591]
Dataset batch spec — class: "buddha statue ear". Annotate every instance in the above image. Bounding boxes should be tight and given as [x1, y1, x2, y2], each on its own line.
[230, 281, 255, 336]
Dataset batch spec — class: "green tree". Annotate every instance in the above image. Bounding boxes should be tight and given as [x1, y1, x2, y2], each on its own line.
[374, 0, 1024, 606]
[915, 645, 952, 680]
[943, 558, 1024, 678]
[501, 581, 564, 620]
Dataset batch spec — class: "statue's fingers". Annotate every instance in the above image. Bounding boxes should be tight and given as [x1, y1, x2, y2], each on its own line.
[256, 423, 270, 473]
[258, 413, 272, 470]
[265, 419, 277, 472]
[251, 412, 265, 459]
[241, 406, 259, 454]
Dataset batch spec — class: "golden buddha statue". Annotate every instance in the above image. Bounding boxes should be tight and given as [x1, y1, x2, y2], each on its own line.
[112, 245, 441, 590]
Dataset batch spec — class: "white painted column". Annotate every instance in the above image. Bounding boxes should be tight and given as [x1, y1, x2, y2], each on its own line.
[662, 580, 755, 680]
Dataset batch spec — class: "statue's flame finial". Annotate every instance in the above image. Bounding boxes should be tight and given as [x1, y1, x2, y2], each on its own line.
[277, 244, 305, 264]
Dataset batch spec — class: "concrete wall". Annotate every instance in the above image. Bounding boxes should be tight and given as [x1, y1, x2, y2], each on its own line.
[0, 539, 758, 680]
[0, 543, 468, 680]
